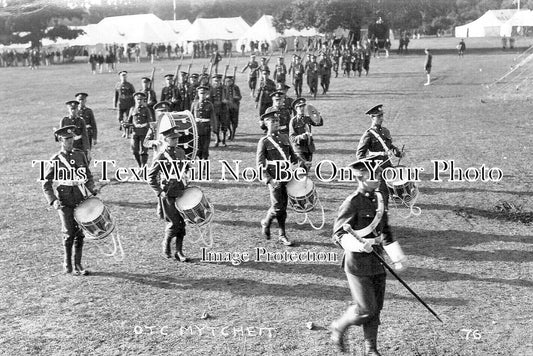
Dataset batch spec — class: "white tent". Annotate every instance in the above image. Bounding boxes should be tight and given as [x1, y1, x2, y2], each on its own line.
[165, 19, 192, 37]
[181, 17, 250, 41]
[282, 27, 321, 37]
[237, 15, 281, 51]
[501, 10, 533, 36]
[455, 9, 517, 37]
[98, 14, 179, 44]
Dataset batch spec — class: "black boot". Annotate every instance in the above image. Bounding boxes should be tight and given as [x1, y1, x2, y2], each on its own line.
[277, 215, 293, 246]
[174, 235, 189, 262]
[363, 323, 381, 356]
[214, 133, 220, 147]
[162, 235, 172, 258]
[133, 153, 141, 168]
[63, 238, 73, 274]
[222, 132, 227, 147]
[73, 238, 89, 276]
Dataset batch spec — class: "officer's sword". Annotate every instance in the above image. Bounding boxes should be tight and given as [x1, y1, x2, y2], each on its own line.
[342, 224, 443, 323]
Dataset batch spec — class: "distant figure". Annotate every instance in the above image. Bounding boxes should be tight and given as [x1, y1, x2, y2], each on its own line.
[458, 39, 466, 57]
[424, 48, 432, 86]
[502, 36, 507, 50]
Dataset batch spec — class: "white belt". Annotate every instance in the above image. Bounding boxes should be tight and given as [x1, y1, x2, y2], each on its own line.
[57, 180, 84, 186]
[265, 159, 288, 166]
[74, 135, 82, 140]
[368, 151, 386, 156]
[196, 118, 211, 123]
[86, 125, 92, 128]
[279, 125, 287, 130]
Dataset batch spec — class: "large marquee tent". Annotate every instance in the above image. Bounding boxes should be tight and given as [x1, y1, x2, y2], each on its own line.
[455, 9, 517, 37]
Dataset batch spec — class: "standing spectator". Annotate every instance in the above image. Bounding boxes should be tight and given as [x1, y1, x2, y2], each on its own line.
[458, 39, 466, 57]
[89, 51, 97, 74]
[424, 48, 432, 86]
[135, 45, 141, 63]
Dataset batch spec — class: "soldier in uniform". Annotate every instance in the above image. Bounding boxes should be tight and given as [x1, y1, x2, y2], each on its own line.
[241, 54, 259, 97]
[356, 104, 403, 207]
[263, 90, 291, 135]
[330, 159, 405, 355]
[255, 69, 277, 117]
[289, 97, 323, 162]
[127, 92, 153, 168]
[140, 77, 157, 115]
[332, 46, 341, 78]
[113, 71, 135, 137]
[353, 43, 364, 77]
[210, 50, 222, 74]
[289, 54, 305, 98]
[342, 46, 352, 78]
[318, 53, 333, 94]
[363, 43, 371, 76]
[306, 55, 319, 99]
[273, 56, 287, 86]
[42, 125, 97, 275]
[224, 76, 242, 141]
[277, 83, 295, 116]
[191, 85, 215, 159]
[144, 101, 171, 159]
[148, 127, 189, 262]
[60, 100, 90, 158]
[75, 93, 97, 150]
[210, 74, 230, 147]
[188, 73, 200, 102]
[258, 56, 271, 82]
[256, 111, 308, 247]
[177, 71, 192, 111]
[160, 74, 181, 112]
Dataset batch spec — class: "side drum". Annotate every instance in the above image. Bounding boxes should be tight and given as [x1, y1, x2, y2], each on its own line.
[74, 197, 115, 240]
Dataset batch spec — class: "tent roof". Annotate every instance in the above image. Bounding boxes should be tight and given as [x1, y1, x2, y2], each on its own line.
[239, 15, 280, 42]
[98, 14, 179, 43]
[165, 20, 192, 35]
[504, 9, 533, 27]
[180, 17, 250, 41]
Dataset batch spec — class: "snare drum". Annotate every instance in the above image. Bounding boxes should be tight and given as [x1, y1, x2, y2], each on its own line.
[74, 197, 115, 240]
[286, 177, 318, 213]
[385, 167, 418, 205]
[158, 111, 198, 160]
[175, 186, 213, 226]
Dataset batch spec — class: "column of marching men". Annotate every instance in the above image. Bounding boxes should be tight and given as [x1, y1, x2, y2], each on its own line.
[42, 44, 409, 356]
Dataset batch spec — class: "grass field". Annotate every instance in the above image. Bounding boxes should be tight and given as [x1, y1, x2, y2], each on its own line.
[0, 37, 532, 356]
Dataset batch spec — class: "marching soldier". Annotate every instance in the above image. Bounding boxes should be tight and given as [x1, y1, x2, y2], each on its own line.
[160, 74, 181, 112]
[332, 46, 341, 78]
[273, 56, 287, 86]
[277, 83, 295, 116]
[224, 76, 242, 141]
[330, 159, 404, 355]
[60, 100, 89, 158]
[75, 93, 97, 150]
[210, 74, 230, 147]
[241, 54, 259, 97]
[144, 101, 171, 159]
[42, 125, 97, 275]
[289, 54, 305, 98]
[306, 55, 319, 99]
[356, 104, 403, 207]
[191, 85, 215, 159]
[258, 56, 271, 81]
[255, 68, 277, 117]
[127, 92, 153, 168]
[342, 47, 352, 78]
[210, 50, 222, 74]
[353, 43, 364, 77]
[140, 77, 157, 114]
[318, 53, 333, 94]
[113, 70, 135, 137]
[289, 97, 323, 162]
[264, 90, 291, 135]
[177, 71, 192, 111]
[363, 43, 371, 76]
[148, 127, 189, 262]
[256, 111, 308, 247]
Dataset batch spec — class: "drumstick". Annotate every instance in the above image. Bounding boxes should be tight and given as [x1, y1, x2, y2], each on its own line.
[396, 144, 405, 167]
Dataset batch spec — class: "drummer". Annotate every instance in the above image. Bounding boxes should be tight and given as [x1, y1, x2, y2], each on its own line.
[148, 127, 190, 262]
[143, 101, 171, 159]
[256, 110, 309, 246]
[42, 125, 97, 275]
[355, 104, 403, 206]
[289, 97, 323, 163]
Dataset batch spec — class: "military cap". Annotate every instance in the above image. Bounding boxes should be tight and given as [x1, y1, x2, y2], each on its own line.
[276, 83, 290, 90]
[347, 159, 383, 177]
[190, 73, 200, 78]
[54, 125, 76, 139]
[197, 85, 210, 91]
[261, 110, 279, 122]
[250, 53, 256, 57]
[65, 100, 79, 107]
[160, 127, 181, 138]
[291, 97, 306, 109]
[225, 76, 234, 80]
[262, 68, 270, 74]
[164, 74, 174, 79]
[133, 91, 147, 98]
[180, 71, 188, 76]
[154, 101, 171, 111]
[75, 92, 88, 99]
[118, 70, 127, 75]
[141, 77, 151, 82]
[213, 74, 223, 79]
[365, 104, 384, 117]
[270, 90, 284, 98]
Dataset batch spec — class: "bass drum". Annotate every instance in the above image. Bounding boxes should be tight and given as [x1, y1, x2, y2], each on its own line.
[158, 110, 198, 160]
[304, 103, 322, 125]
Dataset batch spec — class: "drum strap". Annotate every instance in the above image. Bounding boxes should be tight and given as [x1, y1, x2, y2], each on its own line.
[352, 191, 384, 239]
[369, 128, 390, 154]
[57, 153, 88, 197]
[267, 136, 288, 161]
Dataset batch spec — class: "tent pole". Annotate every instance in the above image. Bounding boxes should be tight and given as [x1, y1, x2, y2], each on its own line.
[173, 0, 177, 21]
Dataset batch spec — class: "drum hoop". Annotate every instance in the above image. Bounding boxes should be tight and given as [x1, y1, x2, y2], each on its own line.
[288, 186, 318, 213]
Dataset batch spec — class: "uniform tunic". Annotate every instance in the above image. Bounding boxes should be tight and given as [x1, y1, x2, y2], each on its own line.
[191, 98, 215, 159]
[161, 85, 181, 112]
[78, 107, 97, 149]
[242, 60, 259, 90]
[255, 79, 277, 116]
[226, 84, 242, 129]
[114, 81, 135, 123]
[289, 113, 323, 161]
[127, 105, 153, 160]
[210, 84, 229, 133]
[59, 116, 89, 153]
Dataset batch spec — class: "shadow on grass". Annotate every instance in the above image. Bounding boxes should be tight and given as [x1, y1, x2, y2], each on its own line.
[420, 186, 533, 196]
[106, 201, 155, 209]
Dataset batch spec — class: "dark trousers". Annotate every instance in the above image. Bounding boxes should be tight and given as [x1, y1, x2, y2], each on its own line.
[266, 181, 288, 223]
[159, 196, 186, 253]
[131, 134, 148, 167]
[248, 77, 257, 91]
[293, 78, 303, 97]
[344, 272, 386, 327]
[58, 205, 85, 266]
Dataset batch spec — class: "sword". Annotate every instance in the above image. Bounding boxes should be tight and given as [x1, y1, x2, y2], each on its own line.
[342, 224, 443, 323]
